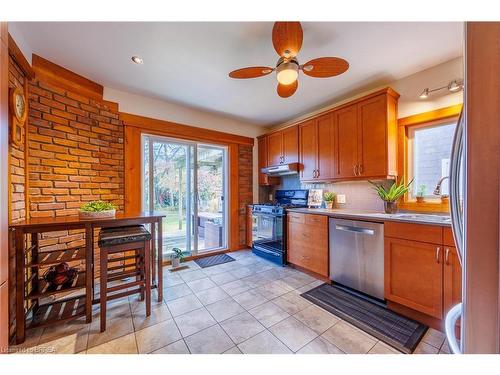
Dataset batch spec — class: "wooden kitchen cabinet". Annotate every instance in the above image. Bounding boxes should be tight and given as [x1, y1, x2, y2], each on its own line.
[266, 126, 299, 166]
[257, 136, 279, 186]
[287, 213, 328, 277]
[333, 89, 399, 180]
[443, 228, 462, 316]
[299, 114, 335, 181]
[384, 237, 444, 319]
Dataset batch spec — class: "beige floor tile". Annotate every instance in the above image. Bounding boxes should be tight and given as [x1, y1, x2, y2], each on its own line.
[296, 280, 324, 293]
[164, 283, 192, 302]
[166, 294, 203, 317]
[440, 340, 451, 353]
[152, 339, 190, 354]
[321, 321, 376, 354]
[232, 289, 268, 310]
[180, 270, 207, 282]
[281, 275, 311, 290]
[32, 331, 89, 354]
[269, 316, 318, 352]
[206, 298, 245, 322]
[185, 325, 235, 354]
[220, 279, 252, 296]
[87, 315, 135, 349]
[38, 317, 90, 347]
[202, 264, 231, 276]
[237, 257, 260, 267]
[135, 319, 182, 354]
[297, 336, 344, 354]
[163, 273, 185, 287]
[230, 266, 254, 279]
[368, 342, 401, 354]
[132, 303, 172, 331]
[210, 272, 237, 286]
[195, 286, 229, 305]
[248, 301, 290, 328]
[87, 333, 138, 354]
[238, 330, 292, 354]
[9, 328, 44, 352]
[272, 291, 311, 315]
[186, 277, 216, 292]
[414, 341, 439, 354]
[223, 346, 242, 354]
[174, 307, 217, 337]
[293, 304, 339, 334]
[257, 281, 291, 300]
[129, 290, 164, 312]
[421, 328, 446, 349]
[220, 311, 265, 344]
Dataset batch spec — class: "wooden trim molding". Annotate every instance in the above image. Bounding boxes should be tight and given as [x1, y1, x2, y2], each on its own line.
[32, 54, 103, 100]
[7, 34, 34, 80]
[397, 104, 462, 213]
[121, 112, 254, 146]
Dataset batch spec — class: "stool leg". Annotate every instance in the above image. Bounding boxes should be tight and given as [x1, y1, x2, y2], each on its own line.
[144, 240, 151, 317]
[138, 248, 145, 301]
[100, 248, 107, 332]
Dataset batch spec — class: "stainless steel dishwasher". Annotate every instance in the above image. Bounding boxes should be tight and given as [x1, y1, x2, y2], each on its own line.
[329, 218, 384, 300]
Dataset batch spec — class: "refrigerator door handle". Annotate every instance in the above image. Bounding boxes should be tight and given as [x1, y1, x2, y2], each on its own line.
[449, 109, 464, 265]
[445, 302, 463, 354]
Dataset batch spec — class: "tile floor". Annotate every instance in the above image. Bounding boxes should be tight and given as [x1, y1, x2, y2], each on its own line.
[12, 249, 451, 354]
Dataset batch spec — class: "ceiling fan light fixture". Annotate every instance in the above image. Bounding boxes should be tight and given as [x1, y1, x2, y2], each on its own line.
[276, 61, 299, 85]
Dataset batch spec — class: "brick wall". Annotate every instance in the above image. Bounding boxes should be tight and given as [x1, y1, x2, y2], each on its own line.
[238, 144, 253, 246]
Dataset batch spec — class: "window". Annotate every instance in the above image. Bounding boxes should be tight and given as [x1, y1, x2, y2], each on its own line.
[407, 121, 456, 199]
[398, 104, 462, 212]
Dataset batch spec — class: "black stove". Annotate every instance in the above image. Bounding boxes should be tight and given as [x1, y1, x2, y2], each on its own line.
[251, 190, 308, 265]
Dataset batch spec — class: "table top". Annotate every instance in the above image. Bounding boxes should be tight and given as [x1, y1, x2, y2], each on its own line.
[9, 211, 166, 230]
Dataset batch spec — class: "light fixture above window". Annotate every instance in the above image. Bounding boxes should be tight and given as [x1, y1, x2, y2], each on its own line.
[131, 56, 144, 65]
[419, 79, 463, 99]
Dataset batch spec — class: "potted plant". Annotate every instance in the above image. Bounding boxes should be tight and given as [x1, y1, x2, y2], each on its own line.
[79, 200, 116, 219]
[170, 247, 185, 268]
[416, 184, 426, 203]
[369, 178, 413, 214]
[323, 192, 336, 209]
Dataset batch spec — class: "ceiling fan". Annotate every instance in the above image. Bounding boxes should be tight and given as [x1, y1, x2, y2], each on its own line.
[229, 22, 349, 98]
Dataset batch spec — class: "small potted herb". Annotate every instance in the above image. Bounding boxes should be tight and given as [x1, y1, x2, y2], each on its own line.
[416, 184, 426, 203]
[369, 178, 413, 214]
[79, 200, 116, 219]
[170, 247, 185, 268]
[323, 192, 336, 210]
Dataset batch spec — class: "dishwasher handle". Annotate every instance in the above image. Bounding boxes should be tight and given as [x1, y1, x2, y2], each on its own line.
[334, 224, 375, 235]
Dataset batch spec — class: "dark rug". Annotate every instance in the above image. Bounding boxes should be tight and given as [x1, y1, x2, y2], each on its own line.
[194, 253, 235, 268]
[301, 284, 428, 354]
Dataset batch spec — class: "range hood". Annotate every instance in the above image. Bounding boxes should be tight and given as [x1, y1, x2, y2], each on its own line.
[261, 163, 299, 176]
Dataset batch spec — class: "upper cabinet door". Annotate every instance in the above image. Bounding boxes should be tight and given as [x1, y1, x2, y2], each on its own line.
[267, 131, 283, 166]
[357, 94, 389, 177]
[257, 136, 269, 185]
[333, 104, 358, 179]
[316, 114, 335, 181]
[299, 120, 317, 181]
[282, 125, 299, 164]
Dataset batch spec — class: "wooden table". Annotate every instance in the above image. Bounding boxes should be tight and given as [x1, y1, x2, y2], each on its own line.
[9, 211, 165, 344]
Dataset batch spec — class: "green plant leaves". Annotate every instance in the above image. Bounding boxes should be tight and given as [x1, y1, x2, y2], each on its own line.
[369, 178, 413, 202]
[80, 200, 115, 212]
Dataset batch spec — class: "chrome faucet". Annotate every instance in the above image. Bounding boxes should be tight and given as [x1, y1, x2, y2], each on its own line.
[433, 176, 450, 196]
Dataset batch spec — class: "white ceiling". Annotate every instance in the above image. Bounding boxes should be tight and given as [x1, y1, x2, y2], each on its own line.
[12, 22, 463, 125]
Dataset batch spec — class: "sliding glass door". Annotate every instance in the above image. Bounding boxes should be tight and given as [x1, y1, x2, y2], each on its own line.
[142, 135, 228, 256]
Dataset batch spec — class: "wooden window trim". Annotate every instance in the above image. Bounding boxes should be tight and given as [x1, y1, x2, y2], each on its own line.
[397, 104, 462, 213]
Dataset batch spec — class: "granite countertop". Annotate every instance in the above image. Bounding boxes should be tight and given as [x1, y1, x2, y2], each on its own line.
[285, 207, 451, 227]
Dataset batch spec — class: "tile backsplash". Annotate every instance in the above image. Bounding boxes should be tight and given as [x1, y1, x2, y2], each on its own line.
[259, 175, 394, 211]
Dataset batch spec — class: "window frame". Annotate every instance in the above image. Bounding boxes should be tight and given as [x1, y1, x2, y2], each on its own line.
[397, 104, 462, 213]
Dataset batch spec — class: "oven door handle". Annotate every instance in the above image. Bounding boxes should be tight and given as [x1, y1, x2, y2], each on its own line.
[253, 246, 281, 257]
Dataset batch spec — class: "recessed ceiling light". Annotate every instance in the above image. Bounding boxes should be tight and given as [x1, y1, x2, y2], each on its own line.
[131, 56, 144, 65]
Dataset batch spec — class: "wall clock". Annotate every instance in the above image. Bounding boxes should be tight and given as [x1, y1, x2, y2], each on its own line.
[10, 86, 26, 147]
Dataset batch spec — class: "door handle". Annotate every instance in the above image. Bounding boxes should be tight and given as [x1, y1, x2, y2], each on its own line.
[436, 247, 441, 263]
[334, 224, 375, 235]
[445, 247, 450, 265]
[445, 303, 462, 354]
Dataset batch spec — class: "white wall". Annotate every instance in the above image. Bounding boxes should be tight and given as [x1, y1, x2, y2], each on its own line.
[104, 87, 267, 203]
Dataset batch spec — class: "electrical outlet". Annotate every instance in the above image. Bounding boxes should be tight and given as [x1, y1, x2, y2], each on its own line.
[337, 194, 346, 204]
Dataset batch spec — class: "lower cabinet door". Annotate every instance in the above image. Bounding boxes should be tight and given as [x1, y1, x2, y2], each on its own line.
[384, 237, 443, 319]
[444, 246, 462, 316]
[287, 222, 328, 277]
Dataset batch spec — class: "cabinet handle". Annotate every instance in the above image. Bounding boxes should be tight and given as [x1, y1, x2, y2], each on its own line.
[313, 169, 317, 178]
[358, 164, 363, 175]
[436, 247, 441, 263]
[353, 165, 357, 176]
[445, 247, 450, 265]
[316, 169, 320, 178]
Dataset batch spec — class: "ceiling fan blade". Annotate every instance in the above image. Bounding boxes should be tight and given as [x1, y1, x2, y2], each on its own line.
[229, 66, 274, 79]
[272, 22, 303, 58]
[301, 57, 349, 78]
[277, 80, 298, 98]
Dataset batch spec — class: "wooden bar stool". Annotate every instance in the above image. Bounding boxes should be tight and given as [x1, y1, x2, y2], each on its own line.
[98, 225, 152, 332]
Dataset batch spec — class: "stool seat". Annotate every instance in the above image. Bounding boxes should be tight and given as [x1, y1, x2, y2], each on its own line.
[98, 225, 151, 247]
